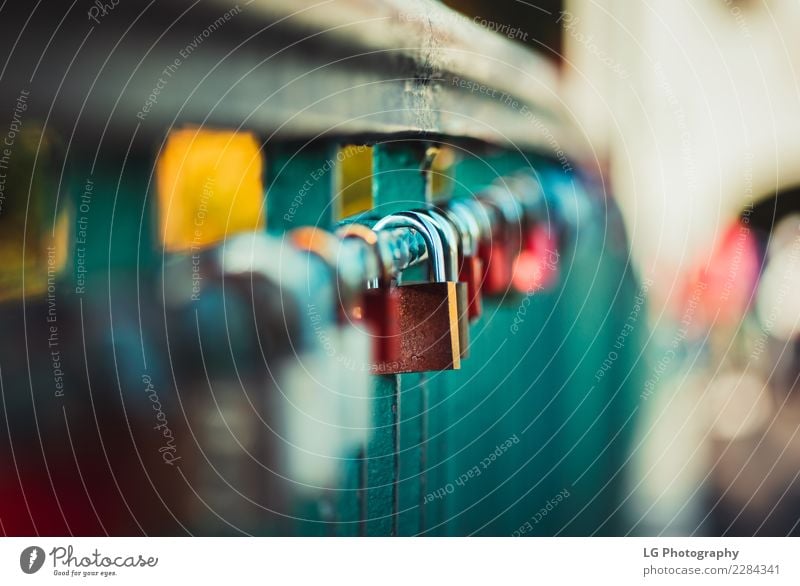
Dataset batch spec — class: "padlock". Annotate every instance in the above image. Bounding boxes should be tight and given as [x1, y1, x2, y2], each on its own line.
[159, 232, 371, 533]
[289, 226, 361, 325]
[417, 208, 471, 357]
[337, 223, 402, 365]
[450, 197, 498, 297]
[508, 172, 560, 293]
[286, 226, 373, 457]
[370, 211, 467, 374]
[442, 200, 484, 321]
[478, 183, 524, 297]
[221, 233, 347, 497]
[513, 223, 560, 293]
[159, 235, 311, 533]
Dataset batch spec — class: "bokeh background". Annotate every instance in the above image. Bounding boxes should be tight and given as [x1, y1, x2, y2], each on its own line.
[0, 0, 799, 536]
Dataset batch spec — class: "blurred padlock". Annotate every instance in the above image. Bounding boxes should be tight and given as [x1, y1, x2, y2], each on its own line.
[370, 212, 467, 374]
[478, 183, 524, 297]
[452, 197, 497, 296]
[508, 172, 560, 293]
[513, 224, 560, 293]
[289, 226, 360, 324]
[161, 231, 371, 534]
[337, 223, 402, 364]
[220, 233, 342, 498]
[160, 235, 310, 533]
[442, 200, 484, 321]
[285, 227, 372, 486]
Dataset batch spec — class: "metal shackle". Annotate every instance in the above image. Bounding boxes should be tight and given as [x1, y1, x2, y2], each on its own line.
[372, 212, 447, 283]
[457, 197, 493, 246]
[337, 223, 384, 285]
[511, 171, 548, 225]
[482, 183, 525, 237]
[407, 209, 459, 282]
[443, 200, 481, 257]
[289, 226, 364, 318]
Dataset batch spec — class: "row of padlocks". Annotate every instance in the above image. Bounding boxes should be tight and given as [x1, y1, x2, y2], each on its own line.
[186, 169, 566, 376]
[0, 134, 643, 536]
[155, 169, 571, 531]
[0, 0, 648, 540]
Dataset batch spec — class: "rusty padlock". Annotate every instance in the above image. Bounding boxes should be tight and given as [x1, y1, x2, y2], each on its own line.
[442, 200, 484, 321]
[462, 193, 515, 297]
[455, 197, 497, 297]
[417, 208, 471, 357]
[336, 223, 402, 365]
[370, 211, 467, 374]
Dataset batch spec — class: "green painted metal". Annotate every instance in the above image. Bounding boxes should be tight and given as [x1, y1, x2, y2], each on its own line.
[266, 142, 337, 233]
[397, 372, 425, 536]
[262, 139, 645, 536]
[372, 142, 431, 217]
[368, 142, 431, 536]
[365, 375, 398, 536]
[67, 151, 158, 285]
[0, 0, 646, 539]
[41, 136, 645, 537]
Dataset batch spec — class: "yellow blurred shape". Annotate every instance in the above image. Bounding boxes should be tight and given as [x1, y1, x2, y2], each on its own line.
[0, 126, 67, 301]
[158, 128, 264, 252]
[429, 146, 456, 201]
[335, 144, 373, 220]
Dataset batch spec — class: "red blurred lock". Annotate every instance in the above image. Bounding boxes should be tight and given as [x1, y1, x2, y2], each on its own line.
[512, 224, 560, 294]
[337, 224, 402, 364]
[479, 238, 512, 296]
[443, 201, 484, 320]
[475, 192, 521, 297]
[460, 255, 484, 320]
[357, 287, 401, 364]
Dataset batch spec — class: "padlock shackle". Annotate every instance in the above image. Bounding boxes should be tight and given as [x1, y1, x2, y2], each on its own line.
[336, 223, 387, 285]
[455, 198, 493, 247]
[481, 184, 525, 238]
[479, 188, 523, 260]
[506, 172, 561, 248]
[412, 209, 460, 282]
[217, 232, 337, 349]
[289, 227, 339, 270]
[443, 201, 480, 257]
[289, 226, 363, 320]
[432, 207, 465, 258]
[372, 213, 448, 283]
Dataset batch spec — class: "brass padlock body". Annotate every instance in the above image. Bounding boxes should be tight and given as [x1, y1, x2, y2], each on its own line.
[371, 281, 467, 374]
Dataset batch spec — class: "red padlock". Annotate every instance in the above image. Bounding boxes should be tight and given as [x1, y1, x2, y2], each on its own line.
[476, 186, 524, 297]
[369, 212, 467, 374]
[512, 223, 560, 294]
[506, 172, 561, 294]
[417, 208, 471, 357]
[337, 224, 402, 365]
